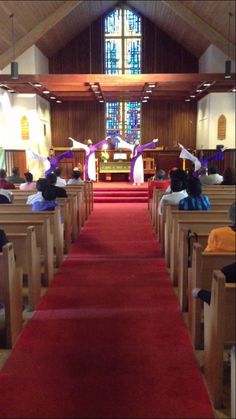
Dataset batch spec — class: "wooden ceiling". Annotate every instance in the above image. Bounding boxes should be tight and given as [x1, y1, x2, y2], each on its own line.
[0, 73, 235, 103]
[0, 0, 235, 70]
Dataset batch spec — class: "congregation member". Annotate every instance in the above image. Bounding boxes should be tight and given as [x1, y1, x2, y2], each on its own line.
[46, 173, 67, 198]
[6, 167, 25, 184]
[26, 178, 48, 205]
[148, 169, 170, 200]
[0, 169, 15, 189]
[19, 172, 36, 191]
[178, 176, 211, 210]
[67, 169, 84, 185]
[54, 167, 67, 187]
[32, 186, 59, 212]
[204, 202, 236, 252]
[206, 166, 223, 184]
[221, 167, 236, 185]
[158, 178, 187, 215]
[199, 167, 210, 185]
[0, 229, 9, 251]
[0, 188, 12, 203]
[165, 168, 188, 193]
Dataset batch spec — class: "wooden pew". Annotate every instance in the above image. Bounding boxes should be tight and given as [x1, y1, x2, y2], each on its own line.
[231, 346, 236, 419]
[66, 185, 86, 227]
[178, 224, 230, 312]
[7, 226, 41, 311]
[1, 219, 53, 285]
[0, 208, 64, 268]
[188, 243, 235, 349]
[170, 211, 229, 285]
[204, 270, 235, 408]
[0, 243, 23, 348]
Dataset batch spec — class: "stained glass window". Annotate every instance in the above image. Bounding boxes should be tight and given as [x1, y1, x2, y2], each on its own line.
[105, 7, 142, 144]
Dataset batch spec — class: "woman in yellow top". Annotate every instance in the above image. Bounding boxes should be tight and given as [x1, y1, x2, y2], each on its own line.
[205, 202, 236, 252]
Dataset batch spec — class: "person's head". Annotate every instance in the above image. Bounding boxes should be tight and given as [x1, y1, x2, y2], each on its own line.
[87, 139, 93, 147]
[36, 178, 48, 192]
[46, 173, 57, 186]
[71, 170, 81, 180]
[49, 148, 55, 157]
[156, 169, 166, 180]
[223, 167, 235, 183]
[208, 166, 218, 175]
[42, 186, 57, 202]
[170, 178, 184, 192]
[229, 202, 236, 224]
[54, 167, 61, 177]
[170, 168, 187, 188]
[24, 172, 33, 183]
[0, 169, 7, 179]
[12, 167, 20, 176]
[135, 140, 140, 146]
[186, 177, 202, 197]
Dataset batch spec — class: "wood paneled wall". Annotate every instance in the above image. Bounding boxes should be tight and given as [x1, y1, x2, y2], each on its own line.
[142, 17, 198, 73]
[49, 8, 197, 74]
[141, 101, 197, 148]
[51, 101, 105, 147]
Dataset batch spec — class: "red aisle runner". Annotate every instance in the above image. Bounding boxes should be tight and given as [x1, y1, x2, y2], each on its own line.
[0, 203, 214, 419]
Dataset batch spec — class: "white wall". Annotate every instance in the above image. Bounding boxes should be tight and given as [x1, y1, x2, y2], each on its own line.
[199, 44, 235, 73]
[0, 88, 51, 177]
[0, 45, 49, 74]
[197, 92, 235, 149]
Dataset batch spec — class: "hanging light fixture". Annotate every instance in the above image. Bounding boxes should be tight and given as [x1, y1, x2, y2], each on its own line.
[225, 12, 233, 79]
[10, 13, 18, 79]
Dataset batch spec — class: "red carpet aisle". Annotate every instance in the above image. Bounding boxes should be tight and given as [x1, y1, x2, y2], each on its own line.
[0, 203, 214, 419]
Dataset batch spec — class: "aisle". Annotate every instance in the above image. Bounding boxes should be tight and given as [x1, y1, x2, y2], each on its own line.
[0, 203, 214, 419]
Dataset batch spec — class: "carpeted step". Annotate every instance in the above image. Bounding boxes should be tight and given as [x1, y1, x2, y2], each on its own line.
[94, 196, 147, 203]
[94, 191, 148, 197]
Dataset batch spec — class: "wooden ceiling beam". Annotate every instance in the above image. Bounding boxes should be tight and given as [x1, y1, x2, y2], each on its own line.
[162, 0, 235, 60]
[0, 1, 82, 69]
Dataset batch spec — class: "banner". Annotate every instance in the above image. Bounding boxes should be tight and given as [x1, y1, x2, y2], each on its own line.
[0, 148, 5, 169]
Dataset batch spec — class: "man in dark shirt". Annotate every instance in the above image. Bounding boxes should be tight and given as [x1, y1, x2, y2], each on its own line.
[46, 173, 67, 198]
[6, 167, 25, 184]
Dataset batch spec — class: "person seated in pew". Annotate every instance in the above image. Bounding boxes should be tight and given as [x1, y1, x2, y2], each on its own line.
[0, 188, 13, 203]
[6, 167, 25, 184]
[0, 169, 15, 189]
[204, 202, 236, 253]
[206, 166, 223, 185]
[0, 229, 9, 251]
[19, 172, 36, 191]
[192, 262, 236, 304]
[199, 167, 210, 185]
[54, 167, 67, 187]
[32, 186, 59, 212]
[26, 178, 48, 205]
[67, 169, 84, 185]
[46, 173, 67, 198]
[221, 167, 236, 185]
[178, 177, 211, 211]
[165, 168, 187, 193]
[158, 178, 187, 215]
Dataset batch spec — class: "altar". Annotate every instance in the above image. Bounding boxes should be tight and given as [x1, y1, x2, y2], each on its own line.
[99, 161, 130, 181]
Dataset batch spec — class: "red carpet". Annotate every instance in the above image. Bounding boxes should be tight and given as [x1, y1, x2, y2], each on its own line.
[93, 182, 148, 203]
[0, 203, 214, 418]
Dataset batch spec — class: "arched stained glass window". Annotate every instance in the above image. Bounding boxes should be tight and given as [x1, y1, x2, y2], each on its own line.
[105, 7, 142, 144]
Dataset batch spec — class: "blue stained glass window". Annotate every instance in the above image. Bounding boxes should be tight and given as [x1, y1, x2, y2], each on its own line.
[105, 8, 142, 144]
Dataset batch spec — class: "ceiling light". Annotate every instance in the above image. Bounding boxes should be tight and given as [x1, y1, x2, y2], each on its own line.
[99, 100, 104, 103]
[10, 14, 18, 80]
[142, 100, 148, 103]
[33, 82, 42, 87]
[185, 98, 191, 102]
[56, 100, 62, 103]
[43, 90, 50, 94]
[143, 96, 149, 99]
[148, 84, 156, 88]
[196, 89, 203, 93]
[145, 90, 152, 93]
[225, 60, 231, 79]
[50, 96, 56, 99]
[232, 88, 236, 92]
[190, 94, 196, 98]
[203, 82, 211, 87]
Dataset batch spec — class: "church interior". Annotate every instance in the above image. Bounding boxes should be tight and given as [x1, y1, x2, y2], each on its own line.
[0, 1, 235, 418]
